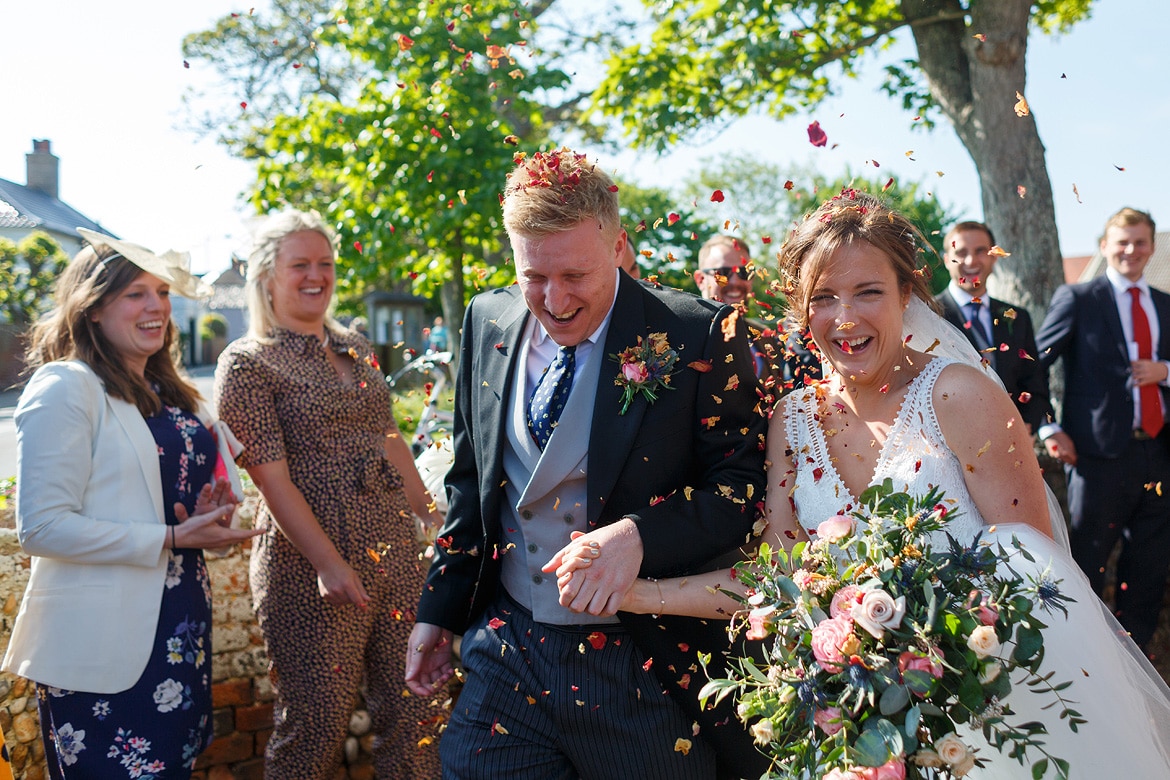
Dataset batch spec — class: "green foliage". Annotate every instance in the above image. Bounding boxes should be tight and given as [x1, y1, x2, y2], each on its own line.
[199, 312, 230, 340]
[616, 177, 720, 290]
[184, 0, 572, 325]
[593, 0, 1094, 150]
[0, 231, 69, 325]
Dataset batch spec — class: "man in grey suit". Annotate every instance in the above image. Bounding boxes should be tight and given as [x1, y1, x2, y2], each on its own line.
[1037, 207, 1170, 651]
[935, 220, 1050, 432]
[405, 149, 768, 778]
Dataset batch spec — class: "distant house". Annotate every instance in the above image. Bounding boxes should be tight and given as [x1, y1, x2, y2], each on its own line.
[0, 140, 110, 255]
[207, 255, 249, 342]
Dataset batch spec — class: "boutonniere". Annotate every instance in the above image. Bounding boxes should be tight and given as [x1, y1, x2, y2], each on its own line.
[611, 332, 679, 415]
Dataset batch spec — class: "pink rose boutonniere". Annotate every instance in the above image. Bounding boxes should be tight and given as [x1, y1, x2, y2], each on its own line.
[611, 332, 679, 415]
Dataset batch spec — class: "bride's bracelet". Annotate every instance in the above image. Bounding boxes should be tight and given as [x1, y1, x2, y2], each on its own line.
[647, 577, 665, 618]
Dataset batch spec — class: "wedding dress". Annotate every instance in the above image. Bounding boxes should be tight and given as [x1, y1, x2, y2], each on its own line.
[781, 353, 1170, 777]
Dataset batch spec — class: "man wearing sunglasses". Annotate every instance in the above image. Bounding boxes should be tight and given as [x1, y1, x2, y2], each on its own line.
[693, 234, 820, 395]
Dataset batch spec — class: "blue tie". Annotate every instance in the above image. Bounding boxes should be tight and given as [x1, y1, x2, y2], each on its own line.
[964, 301, 992, 350]
[527, 345, 577, 450]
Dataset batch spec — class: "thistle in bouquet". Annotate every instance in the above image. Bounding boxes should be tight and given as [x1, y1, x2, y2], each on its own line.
[611, 332, 678, 415]
[699, 480, 1083, 780]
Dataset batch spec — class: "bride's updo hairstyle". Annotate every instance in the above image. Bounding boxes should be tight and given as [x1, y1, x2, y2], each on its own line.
[779, 190, 936, 329]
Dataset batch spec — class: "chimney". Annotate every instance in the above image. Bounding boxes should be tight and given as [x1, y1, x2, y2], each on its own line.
[26, 139, 59, 200]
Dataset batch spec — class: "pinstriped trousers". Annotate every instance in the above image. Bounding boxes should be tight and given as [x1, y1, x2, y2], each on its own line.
[441, 591, 716, 779]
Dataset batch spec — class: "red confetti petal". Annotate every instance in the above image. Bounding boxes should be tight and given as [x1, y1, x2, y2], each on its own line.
[807, 121, 828, 147]
[487, 617, 506, 630]
[710, 189, 725, 203]
[354, 241, 363, 254]
[430, 127, 443, 138]
[586, 631, 606, 650]
[667, 212, 680, 225]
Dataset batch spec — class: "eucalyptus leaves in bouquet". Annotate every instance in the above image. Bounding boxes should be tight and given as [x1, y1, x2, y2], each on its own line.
[699, 480, 1082, 779]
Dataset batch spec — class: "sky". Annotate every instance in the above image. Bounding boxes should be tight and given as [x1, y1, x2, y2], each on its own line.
[2, 1, 1167, 278]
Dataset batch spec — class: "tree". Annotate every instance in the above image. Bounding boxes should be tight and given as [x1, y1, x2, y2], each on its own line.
[592, 0, 1094, 321]
[617, 178, 721, 291]
[183, 1, 574, 346]
[0, 232, 68, 325]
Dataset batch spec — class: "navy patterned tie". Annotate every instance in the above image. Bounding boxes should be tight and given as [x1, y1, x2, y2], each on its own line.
[527, 345, 577, 450]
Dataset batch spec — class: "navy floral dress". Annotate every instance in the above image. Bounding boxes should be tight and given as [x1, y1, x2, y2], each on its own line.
[36, 405, 215, 779]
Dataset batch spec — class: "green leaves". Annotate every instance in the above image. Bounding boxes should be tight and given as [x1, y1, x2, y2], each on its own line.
[0, 231, 69, 325]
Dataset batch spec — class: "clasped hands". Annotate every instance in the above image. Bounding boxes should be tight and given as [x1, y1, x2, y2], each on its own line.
[172, 477, 261, 550]
[540, 517, 643, 617]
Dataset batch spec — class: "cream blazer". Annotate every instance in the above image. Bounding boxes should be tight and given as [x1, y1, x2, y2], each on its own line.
[2, 361, 204, 694]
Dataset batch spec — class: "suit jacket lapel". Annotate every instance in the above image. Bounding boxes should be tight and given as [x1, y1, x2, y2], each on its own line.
[480, 296, 530, 491]
[107, 396, 166, 521]
[588, 274, 648, 526]
[1093, 277, 1130, 363]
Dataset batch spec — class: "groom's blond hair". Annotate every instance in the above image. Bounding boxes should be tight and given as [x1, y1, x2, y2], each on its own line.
[502, 147, 620, 242]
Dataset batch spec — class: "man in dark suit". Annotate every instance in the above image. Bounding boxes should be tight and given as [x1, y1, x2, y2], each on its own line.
[936, 220, 1051, 433]
[405, 149, 768, 778]
[1037, 207, 1170, 651]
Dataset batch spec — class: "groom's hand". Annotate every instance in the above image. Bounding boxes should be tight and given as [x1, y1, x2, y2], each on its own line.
[544, 518, 642, 617]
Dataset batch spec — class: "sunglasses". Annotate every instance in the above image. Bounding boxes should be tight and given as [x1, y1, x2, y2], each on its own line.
[699, 266, 752, 281]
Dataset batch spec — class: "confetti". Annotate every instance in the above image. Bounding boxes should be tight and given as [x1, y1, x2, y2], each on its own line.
[807, 120, 828, 147]
[710, 189, 725, 203]
[1013, 91, 1030, 117]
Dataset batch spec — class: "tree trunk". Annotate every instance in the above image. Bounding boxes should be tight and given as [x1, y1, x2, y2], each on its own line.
[904, 0, 1063, 323]
[439, 231, 467, 364]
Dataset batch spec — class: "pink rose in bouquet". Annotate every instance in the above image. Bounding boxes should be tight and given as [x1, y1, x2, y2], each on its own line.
[621, 360, 650, 384]
[814, 706, 845, 736]
[830, 584, 862, 619]
[867, 756, 907, 780]
[898, 649, 944, 697]
[811, 615, 855, 673]
[745, 606, 775, 641]
[816, 513, 855, 543]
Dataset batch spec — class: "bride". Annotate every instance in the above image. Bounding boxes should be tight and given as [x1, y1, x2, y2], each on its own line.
[546, 192, 1170, 777]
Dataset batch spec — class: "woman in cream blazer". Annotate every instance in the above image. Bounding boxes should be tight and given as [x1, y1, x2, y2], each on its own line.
[2, 231, 257, 777]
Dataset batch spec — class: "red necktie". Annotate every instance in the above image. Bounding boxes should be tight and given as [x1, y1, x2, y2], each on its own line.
[1129, 287, 1163, 438]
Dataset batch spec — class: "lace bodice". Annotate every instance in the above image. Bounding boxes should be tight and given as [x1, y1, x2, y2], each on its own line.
[782, 357, 985, 544]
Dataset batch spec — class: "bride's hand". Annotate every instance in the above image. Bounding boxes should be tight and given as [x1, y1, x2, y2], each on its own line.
[545, 531, 600, 588]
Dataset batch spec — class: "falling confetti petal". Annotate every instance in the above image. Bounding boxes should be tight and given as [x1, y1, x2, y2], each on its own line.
[1013, 91, 1030, 117]
[807, 121, 828, 147]
[354, 241, 363, 254]
[710, 189, 725, 203]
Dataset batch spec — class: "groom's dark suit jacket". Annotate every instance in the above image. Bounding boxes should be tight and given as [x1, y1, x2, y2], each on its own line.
[417, 272, 769, 774]
[936, 289, 1051, 432]
[1036, 275, 1170, 458]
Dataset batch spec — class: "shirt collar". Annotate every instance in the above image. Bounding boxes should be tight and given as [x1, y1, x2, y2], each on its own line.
[947, 282, 982, 307]
[1105, 265, 1148, 295]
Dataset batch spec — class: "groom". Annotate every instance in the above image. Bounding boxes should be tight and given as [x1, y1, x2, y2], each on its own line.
[405, 148, 768, 779]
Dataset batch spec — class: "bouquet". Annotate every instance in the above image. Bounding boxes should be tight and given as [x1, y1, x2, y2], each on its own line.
[700, 480, 1082, 780]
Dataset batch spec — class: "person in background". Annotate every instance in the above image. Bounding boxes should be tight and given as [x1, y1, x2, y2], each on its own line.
[693, 233, 816, 397]
[1036, 207, 1170, 651]
[2, 229, 259, 778]
[935, 220, 1050, 433]
[405, 148, 769, 779]
[620, 230, 642, 279]
[215, 209, 446, 779]
[426, 315, 449, 353]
